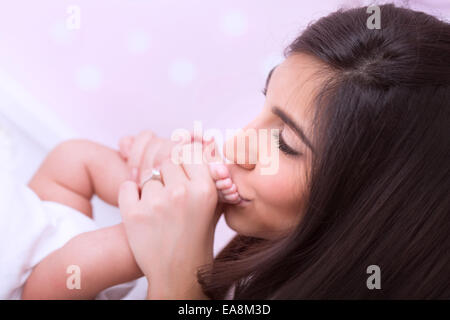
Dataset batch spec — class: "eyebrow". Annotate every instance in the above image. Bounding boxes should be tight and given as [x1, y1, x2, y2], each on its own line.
[271, 106, 315, 152]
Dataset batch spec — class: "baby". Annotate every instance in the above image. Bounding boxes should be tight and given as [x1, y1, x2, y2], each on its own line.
[19, 131, 239, 299]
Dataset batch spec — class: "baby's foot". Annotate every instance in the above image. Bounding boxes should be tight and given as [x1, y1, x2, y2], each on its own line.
[186, 132, 241, 205]
[208, 162, 241, 204]
[119, 136, 134, 160]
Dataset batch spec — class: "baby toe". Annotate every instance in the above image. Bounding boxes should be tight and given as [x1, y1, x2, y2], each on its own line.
[216, 178, 232, 190]
[221, 183, 237, 195]
[224, 193, 240, 202]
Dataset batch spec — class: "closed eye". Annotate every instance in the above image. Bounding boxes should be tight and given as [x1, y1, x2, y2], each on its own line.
[273, 130, 301, 156]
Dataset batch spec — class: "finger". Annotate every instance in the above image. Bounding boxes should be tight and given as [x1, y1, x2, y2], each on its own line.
[189, 130, 215, 146]
[139, 138, 163, 183]
[189, 130, 202, 144]
[118, 181, 140, 215]
[181, 142, 213, 182]
[119, 136, 134, 159]
[172, 130, 192, 145]
[129, 131, 154, 169]
[153, 139, 180, 168]
[141, 178, 164, 202]
[159, 158, 188, 186]
[208, 162, 229, 180]
[202, 133, 215, 145]
[202, 139, 222, 163]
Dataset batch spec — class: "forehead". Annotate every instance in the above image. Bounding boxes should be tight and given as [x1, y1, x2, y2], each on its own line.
[268, 53, 326, 122]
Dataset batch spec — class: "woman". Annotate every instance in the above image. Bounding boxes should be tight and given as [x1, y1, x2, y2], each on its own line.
[119, 4, 450, 299]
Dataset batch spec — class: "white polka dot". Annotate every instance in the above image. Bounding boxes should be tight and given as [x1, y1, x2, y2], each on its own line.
[127, 31, 150, 54]
[75, 66, 103, 91]
[168, 59, 196, 86]
[220, 10, 248, 37]
[261, 53, 284, 77]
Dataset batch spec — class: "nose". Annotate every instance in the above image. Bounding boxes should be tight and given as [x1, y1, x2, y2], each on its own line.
[222, 128, 258, 170]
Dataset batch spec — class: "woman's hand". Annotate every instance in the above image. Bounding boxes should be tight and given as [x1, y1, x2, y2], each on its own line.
[118, 141, 222, 299]
[118, 130, 213, 183]
[119, 130, 183, 183]
[119, 130, 242, 204]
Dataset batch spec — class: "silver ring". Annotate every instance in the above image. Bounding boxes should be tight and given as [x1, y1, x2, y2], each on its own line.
[140, 168, 162, 189]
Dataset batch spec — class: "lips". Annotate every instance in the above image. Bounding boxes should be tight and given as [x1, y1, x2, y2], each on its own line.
[235, 189, 251, 202]
[236, 196, 251, 206]
[239, 195, 251, 201]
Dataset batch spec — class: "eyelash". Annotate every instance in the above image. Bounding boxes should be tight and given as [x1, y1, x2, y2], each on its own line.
[261, 87, 267, 96]
[273, 130, 301, 156]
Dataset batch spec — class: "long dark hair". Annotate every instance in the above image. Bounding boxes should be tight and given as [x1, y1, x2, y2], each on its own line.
[198, 4, 450, 299]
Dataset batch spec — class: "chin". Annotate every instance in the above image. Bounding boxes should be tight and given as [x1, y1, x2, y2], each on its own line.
[223, 205, 250, 235]
[223, 205, 287, 240]
[223, 205, 263, 238]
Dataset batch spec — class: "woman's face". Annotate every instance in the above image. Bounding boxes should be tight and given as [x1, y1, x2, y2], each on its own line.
[222, 53, 325, 240]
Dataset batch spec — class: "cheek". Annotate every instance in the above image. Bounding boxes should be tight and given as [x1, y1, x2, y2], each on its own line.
[257, 173, 294, 204]
[225, 161, 307, 239]
[253, 166, 304, 229]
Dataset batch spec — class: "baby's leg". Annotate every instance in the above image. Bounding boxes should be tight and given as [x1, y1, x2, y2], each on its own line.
[30, 140, 130, 218]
